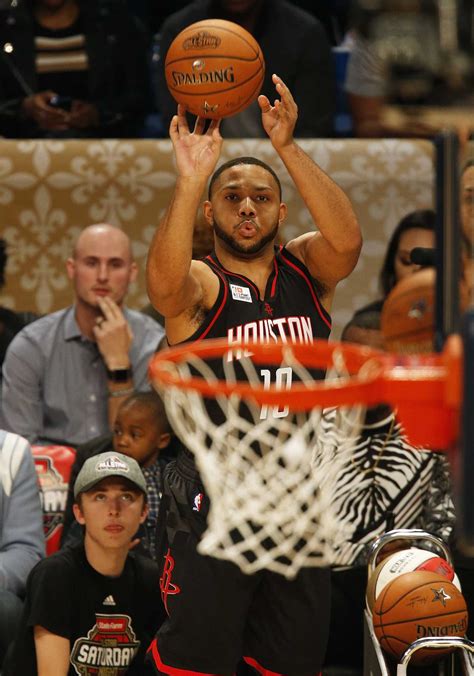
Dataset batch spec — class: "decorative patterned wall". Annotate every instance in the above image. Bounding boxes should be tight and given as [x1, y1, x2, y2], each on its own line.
[0, 138, 434, 338]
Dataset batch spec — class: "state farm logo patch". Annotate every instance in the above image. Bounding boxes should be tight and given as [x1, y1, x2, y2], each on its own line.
[70, 614, 140, 675]
[230, 284, 252, 303]
[96, 456, 129, 473]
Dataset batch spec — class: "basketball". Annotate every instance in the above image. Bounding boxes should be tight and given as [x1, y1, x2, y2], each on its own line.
[381, 268, 435, 353]
[164, 19, 265, 119]
[373, 570, 468, 665]
[366, 547, 460, 611]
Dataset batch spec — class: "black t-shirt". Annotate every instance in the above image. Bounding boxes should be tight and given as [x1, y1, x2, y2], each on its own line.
[5, 544, 165, 675]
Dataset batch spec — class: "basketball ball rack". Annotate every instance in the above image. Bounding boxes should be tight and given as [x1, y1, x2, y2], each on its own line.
[365, 530, 474, 676]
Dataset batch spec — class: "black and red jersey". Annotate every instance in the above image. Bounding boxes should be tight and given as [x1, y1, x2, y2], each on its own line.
[185, 246, 331, 345]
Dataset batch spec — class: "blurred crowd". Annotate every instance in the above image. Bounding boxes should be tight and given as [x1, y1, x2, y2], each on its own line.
[0, 0, 471, 140]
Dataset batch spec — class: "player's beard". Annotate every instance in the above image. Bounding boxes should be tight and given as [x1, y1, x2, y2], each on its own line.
[212, 217, 279, 256]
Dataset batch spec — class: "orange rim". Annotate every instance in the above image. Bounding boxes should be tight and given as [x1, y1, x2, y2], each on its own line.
[149, 338, 385, 408]
[148, 338, 461, 447]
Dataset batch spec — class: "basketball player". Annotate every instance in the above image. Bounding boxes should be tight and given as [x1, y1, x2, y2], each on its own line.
[146, 74, 362, 676]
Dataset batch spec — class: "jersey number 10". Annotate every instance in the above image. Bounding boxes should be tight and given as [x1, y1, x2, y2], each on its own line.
[259, 367, 293, 419]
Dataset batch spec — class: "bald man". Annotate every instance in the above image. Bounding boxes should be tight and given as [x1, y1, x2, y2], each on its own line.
[0, 225, 164, 445]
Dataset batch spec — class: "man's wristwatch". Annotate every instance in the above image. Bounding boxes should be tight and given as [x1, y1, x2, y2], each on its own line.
[106, 367, 132, 383]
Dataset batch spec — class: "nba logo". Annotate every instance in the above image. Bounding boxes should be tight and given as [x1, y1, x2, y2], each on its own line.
[193, 492, 204, 512]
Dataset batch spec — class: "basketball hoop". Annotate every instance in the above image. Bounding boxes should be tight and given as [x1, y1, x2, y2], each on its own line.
[149, 338, 461, 578]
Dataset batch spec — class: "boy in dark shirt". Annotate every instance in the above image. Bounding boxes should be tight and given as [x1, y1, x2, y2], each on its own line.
[5, 451, 164, 675]
[62, 391, 174, 560]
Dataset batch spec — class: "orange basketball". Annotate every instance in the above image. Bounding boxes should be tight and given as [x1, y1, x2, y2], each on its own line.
[373, 570, 468, 665]
[381, 269, 435, 353]
[165, 19, 265, 119]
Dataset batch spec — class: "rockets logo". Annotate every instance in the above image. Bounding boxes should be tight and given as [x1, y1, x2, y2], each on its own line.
[70, 614, 140, 675]
[160, 549, 181, 614]
[264, 302, 273, 317]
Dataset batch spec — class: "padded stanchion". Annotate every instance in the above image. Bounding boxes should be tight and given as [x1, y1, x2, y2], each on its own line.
[32, 444, 76, 555]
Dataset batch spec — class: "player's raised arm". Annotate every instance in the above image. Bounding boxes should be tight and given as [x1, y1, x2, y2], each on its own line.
[146, 105, 223, 317]
[258, 74, 362, 293]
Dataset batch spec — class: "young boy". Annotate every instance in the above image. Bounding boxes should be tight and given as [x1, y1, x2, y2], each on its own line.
[61, 391, 174, 560]
[4, 451, 164, 675]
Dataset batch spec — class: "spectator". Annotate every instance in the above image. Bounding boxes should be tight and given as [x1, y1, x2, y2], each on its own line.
[61, 391, 175, 562]
[461, 157, 474, 253]
[0, 239, 38, 378]
[344, 32, 437, 138]
[322, 311, 455, 674]
[156, 0, 336, 138]
[0, 0, 150, 138]
[131, 0, 351, 46]
[0, 430, 45, 669]
[340, 306, 384, 351]
[344, 31, 472, 140]
[1, 224, 164, 446]
[4, 451, 164, 675]
[461, 157, 474, 273]
[348, 209, 436, 341]
[291, 0, 352, 46]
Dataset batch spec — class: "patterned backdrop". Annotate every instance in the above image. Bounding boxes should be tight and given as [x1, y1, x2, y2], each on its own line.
[0, 138, 434, 338]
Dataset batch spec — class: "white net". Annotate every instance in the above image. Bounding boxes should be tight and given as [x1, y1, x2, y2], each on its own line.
[154, 343, 369, 579]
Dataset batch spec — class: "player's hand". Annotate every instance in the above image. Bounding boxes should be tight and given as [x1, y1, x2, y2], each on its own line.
[93, 297, 133, 370]
[258, 74, 297, 149]
[169, 104, 223, 180]
[21, 91, 70, 130]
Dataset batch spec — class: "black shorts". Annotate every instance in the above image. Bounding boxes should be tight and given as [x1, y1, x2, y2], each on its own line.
[147, 454, 330, 676]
